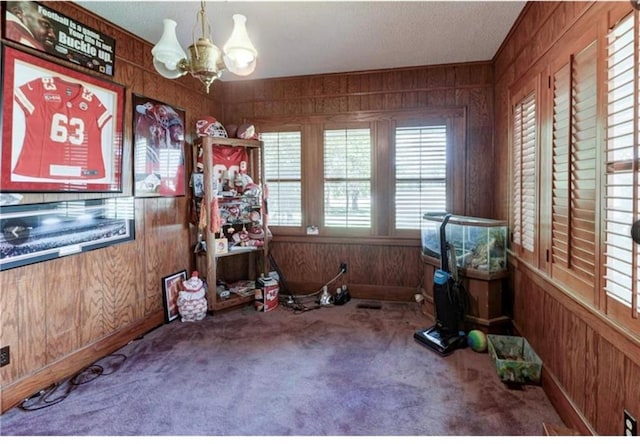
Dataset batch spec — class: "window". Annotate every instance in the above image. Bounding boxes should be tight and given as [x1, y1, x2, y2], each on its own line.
[255, 109, 464, 237]
[323, 128, 371, 228]
[394, 125, 447, 230]
[549, 41, 598, 301]
[604, 13, 639, 325]
[511, 90, 537, 260]
[262, 131, 302, 227]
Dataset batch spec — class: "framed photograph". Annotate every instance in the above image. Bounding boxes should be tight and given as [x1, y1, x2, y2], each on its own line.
[162, 270, 187, 323]
[133, 94, 186, 197]
[1, 45, 125, 192]
[0, 197, 135, 271]
[1, 1, 116, 76]
[190, 172, 204, 198]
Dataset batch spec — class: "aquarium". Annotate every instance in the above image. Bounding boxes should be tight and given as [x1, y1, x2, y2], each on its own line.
[421, 213, 507, 274]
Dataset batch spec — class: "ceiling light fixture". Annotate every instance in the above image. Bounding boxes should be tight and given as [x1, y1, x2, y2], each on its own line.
[151, 0, 257, 93]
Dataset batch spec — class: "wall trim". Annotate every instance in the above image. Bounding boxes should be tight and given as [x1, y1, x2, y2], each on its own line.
[537, 356, 596, 436]
[510, 256, 640, 367]
[0, 311, 164, 414]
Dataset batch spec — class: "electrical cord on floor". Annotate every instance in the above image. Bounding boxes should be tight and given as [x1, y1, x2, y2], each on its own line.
[280, 269, 345, 314]
[19, 353, 127, 411]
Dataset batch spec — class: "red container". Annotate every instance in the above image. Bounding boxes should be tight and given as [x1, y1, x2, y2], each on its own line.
[255, 276, 279, 312]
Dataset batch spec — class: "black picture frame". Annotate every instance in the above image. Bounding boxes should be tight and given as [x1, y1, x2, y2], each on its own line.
[1, 1, 116, 76]
[162, 270, 187, 323]
[0, 197, 135, 271]
[1, 45, 125, 192]
[132, 94, 186, 197]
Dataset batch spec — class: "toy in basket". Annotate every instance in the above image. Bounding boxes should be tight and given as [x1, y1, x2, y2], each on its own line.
[177, 271, 207, 322]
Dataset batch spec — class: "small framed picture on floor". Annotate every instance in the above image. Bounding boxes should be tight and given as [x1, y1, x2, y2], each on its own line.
[162, 270, 186, 323]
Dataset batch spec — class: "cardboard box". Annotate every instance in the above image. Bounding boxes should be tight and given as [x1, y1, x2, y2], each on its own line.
[487, 334, 542, 385]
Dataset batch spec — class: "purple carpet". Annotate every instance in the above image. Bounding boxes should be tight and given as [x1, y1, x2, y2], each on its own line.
[0, 300, 563, 435]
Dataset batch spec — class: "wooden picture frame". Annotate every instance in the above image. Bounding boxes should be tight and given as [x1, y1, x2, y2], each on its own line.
[0, 197, 135, 271]
[132, 94, 186, 197]
[0, 45, 125, 192]
[162, 270, 186, 323]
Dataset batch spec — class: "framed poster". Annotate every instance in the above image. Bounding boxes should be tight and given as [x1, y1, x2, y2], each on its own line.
[133, 94, 186, 197]
[1, 1, 115, 76]
[0, 197, 135, 271]
[162, 270, 186, 323]
[1, 46, 125, 192]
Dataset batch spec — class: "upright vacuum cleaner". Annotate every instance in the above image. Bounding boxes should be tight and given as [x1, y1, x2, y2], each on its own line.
[414, 213, 468, 356]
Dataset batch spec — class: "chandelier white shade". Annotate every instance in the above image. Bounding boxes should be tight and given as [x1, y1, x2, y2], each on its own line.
[151, 2, 257, 93]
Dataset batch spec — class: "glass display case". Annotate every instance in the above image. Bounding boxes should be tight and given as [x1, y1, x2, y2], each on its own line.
[421, 213, 508, 275]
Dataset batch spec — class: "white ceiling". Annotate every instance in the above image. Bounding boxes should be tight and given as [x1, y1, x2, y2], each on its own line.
[75, 0, 526, 81]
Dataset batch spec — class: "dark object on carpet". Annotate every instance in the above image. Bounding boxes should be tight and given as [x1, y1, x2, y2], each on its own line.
[357, 301, 382, 309]
[0, 300, 563, 436]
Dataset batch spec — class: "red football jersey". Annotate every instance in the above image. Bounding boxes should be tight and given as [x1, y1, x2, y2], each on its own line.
[12, 77, 112, 180]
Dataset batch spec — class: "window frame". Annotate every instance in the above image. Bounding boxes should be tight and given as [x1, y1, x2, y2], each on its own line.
[602, 10, 640, 332]
[256, 123, 306, 236]
[321, 121, 374, 237]
[253, 108, 466, 241]
[261, 128, 304, 229]
[509, 76, 541, 266]
[390, 117, 454, 237]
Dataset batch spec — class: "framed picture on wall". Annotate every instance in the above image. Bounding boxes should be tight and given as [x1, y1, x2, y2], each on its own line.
[0, 197, 135, 271]
[0, 45, 125, 192]
[1, 1, 116, 76]
[132, 94, 186, 197]
[161, 270, 187, 323]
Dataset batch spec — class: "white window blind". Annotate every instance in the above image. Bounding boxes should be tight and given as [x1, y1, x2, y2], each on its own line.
[512, 92, 537, 254]
[262, 131, 302, 227]
[394, 125, 447, 230]
[605, 13, 638, 315]
[550, 41, 598, 298]
[323, 128, 371, 228]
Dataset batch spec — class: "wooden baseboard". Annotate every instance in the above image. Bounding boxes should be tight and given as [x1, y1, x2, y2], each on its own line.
[540, 357, 596, 436]
[0, 311, 163, 414]
[542, 422, 581, 436]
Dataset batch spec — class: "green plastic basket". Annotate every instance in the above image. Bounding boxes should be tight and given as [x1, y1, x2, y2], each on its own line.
[487, 334, 542, 385]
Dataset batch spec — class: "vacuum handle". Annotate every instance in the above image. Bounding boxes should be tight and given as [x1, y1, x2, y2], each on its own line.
[439, 213, 452, 273]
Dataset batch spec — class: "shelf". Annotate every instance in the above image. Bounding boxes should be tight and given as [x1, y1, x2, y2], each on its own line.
[215, 247, 262, 258]
[192, 135, 267, 314]
[205, 136, 261, 149]
[212, 292, 254, 311]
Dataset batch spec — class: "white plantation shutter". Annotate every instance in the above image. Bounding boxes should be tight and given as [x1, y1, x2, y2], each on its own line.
[395, 125, 447, 230]
[569, 43, 597, 287]
[324, 128, 371, 228]
[605, 13, 638, 319]
[512, 91, 537, 256]
[550, 41, 598, 300]
[262, 131, 302, 226]
[551, 63, 571, 267]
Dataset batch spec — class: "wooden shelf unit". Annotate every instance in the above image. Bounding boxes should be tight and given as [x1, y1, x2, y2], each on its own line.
[194, 136, 268, 313]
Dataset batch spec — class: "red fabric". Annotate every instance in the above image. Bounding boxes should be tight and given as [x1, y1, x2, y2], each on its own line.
[13, 77, 111, 180]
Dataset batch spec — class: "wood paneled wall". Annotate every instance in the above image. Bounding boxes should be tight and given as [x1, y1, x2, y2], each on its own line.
[223, 63, 495, 301]
[0, 2, 222, 412]
[494, 1, 640, 436]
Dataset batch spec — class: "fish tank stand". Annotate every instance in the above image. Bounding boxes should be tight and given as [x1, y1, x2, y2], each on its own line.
[420, 254, 510, 332]
[420, 213, 511, 332]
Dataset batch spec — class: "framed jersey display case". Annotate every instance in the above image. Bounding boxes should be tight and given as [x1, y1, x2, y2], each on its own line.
[1, 45, 125, 192]
[132, 94, 186, 197]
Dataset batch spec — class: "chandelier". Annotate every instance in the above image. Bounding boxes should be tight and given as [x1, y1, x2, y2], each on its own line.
[151, 1, 258, 93]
